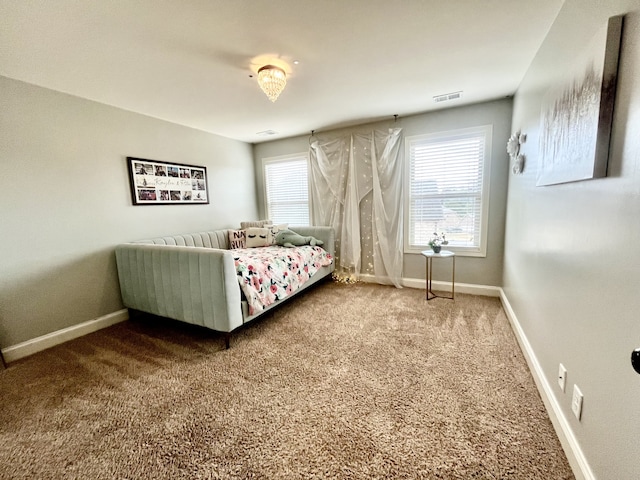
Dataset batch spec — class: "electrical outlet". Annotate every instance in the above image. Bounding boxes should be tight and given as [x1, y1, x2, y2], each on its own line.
[572, 385, 583, 421]
[558, 364, 567, 392]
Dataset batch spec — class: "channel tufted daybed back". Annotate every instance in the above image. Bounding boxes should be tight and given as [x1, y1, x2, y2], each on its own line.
[133, 231, 230, 249]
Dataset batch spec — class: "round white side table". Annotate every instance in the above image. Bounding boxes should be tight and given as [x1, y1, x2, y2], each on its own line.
[421, 250, 455, 301]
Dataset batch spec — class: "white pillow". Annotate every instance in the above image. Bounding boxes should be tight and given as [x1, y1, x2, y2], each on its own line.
[240, 219, 272, 229]
[245, 227, 270, 248]
[268, 223, 289, 245]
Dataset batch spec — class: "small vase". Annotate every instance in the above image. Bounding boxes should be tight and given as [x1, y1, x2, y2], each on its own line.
[432, 245, 441, 254]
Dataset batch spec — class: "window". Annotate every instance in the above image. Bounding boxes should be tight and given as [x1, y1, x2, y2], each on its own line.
[404, 125, 492, 256]
[263, 154, 310, 225]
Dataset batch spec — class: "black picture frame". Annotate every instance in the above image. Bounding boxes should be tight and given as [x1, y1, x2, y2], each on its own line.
[126, 157, 209, 205]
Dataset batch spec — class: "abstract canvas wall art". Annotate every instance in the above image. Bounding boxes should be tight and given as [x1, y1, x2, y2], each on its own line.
[537, 16, 623, 186]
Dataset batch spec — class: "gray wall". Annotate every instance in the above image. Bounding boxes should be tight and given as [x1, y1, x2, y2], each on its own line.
[253, 99, 513, 286]
[0, 76, 257, 347]
[503, 2, 640, 478]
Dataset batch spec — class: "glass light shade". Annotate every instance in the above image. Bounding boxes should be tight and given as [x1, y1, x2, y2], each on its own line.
[258, 65, 287, 102]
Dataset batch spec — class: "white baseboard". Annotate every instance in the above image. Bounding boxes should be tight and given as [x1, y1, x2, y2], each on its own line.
[1, 309, 129, 363]
[402, 276, 501, 297]
[498, 289, 594, 480]
[356, 274, 501, 297]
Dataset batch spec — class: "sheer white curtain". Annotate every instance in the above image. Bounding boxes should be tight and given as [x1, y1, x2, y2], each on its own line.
[309, 128, 403, 287]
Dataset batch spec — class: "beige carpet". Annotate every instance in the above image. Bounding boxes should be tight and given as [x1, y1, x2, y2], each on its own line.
[0, 282, 574, 479]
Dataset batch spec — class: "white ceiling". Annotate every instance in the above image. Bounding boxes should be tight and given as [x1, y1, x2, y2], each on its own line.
[0, 0, 564, 144]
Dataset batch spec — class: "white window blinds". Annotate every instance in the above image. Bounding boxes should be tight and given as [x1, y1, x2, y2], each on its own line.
[263, 155, 310, 226]
[405, 125, 492, 255]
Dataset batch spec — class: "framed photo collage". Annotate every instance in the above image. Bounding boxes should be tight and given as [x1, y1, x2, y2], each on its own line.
[126, 157, 209, 205]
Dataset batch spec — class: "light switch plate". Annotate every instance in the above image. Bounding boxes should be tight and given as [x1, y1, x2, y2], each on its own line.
[572, 385, 583, 421]
[558, 364, 567, 392]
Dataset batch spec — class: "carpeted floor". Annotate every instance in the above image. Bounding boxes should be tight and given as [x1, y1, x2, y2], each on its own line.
[0, 281, 574, 479]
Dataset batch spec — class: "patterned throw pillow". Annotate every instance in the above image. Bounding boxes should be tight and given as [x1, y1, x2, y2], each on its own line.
[228, 229, 246, 249]
[245, 227, 270, 248]
[240, 219, 272, 229]
[268, 223, 289, 245]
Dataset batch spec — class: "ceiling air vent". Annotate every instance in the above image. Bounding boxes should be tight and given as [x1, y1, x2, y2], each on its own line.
[255, 130, 278, 136]
[433, 91, 463, 103]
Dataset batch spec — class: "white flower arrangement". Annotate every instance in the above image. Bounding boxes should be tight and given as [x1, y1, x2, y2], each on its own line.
[428, 232, 448, 248]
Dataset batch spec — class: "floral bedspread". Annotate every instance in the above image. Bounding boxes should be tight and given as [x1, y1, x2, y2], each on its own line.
[233, 245, 333, 316]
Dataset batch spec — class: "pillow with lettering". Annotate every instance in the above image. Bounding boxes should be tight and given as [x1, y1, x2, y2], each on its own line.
[245, 227, 270, 248]
[228, 229, 246, 249]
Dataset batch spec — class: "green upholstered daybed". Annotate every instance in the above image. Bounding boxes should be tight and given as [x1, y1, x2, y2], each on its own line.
[115, 226, 335, 348]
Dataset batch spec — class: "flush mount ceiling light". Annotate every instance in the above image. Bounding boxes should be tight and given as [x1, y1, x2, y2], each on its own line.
[257, 65, 287, 102]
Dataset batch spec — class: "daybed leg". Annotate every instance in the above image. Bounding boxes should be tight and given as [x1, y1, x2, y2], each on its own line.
[224, 333, 231, 350]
